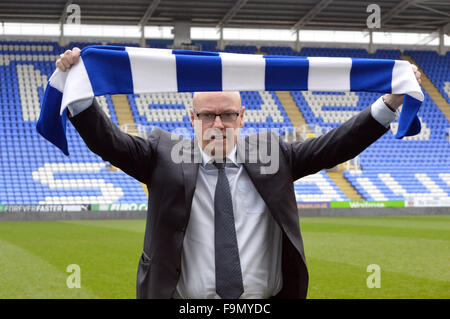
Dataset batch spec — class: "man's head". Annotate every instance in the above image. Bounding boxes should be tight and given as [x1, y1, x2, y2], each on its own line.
[189, 91, 245, 159]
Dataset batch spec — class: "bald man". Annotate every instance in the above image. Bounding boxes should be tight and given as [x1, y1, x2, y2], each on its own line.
[57, 48, 420, 299]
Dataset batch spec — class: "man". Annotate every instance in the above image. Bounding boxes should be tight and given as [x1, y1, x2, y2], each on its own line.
[56, 48, 421, 299]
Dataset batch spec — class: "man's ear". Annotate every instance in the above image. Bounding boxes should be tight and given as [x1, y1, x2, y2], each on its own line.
[239, 106, 245, 128]
[189, 108, 195, 122]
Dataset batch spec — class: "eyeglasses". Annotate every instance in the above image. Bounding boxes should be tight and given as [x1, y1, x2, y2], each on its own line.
[194, 109, 240, 124]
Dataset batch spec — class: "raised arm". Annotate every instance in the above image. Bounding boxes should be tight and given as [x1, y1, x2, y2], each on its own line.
[285, 64, 422, 181]
[57, 48, 160, 184]
[285, 105, 389, 181]
[68, 99, 160, 184]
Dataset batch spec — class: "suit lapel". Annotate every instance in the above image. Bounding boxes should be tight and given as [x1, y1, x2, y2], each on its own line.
[239, 133, 305, 256]
[239, 135, 284, 224]
[181, 138, 200, 217]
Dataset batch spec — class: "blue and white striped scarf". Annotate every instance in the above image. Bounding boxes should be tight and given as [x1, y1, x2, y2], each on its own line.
[37, 45, 424, 155]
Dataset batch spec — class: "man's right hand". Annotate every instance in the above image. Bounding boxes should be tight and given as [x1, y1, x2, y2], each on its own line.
[55, 47, 81, 72]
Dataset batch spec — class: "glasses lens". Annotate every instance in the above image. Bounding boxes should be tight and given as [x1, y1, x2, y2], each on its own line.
[198, 114, 215, 123]
[220, 113, 238, 123]
[196, 112, 238, 123]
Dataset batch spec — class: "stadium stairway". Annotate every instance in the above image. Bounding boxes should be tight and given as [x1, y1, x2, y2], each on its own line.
[110, 94, 149, 199]
[327, 171, 364, 201]
[111, 94, 134, 126]
[275, 91, 311, 134]
[402, 54, 450, 121]
[276, 90, 364, 200]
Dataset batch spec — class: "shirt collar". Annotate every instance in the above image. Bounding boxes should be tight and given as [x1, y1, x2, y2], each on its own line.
[198, 143, 238, 167]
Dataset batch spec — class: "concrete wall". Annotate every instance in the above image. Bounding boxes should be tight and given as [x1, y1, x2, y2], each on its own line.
[0, 207, 448, 221]
[0, 210, 146, 221]
[299, 207, 450, 217]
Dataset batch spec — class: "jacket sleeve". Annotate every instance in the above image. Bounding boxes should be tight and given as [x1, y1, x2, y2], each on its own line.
[283, 106, 389, 181]
[68, 98, 161, 184]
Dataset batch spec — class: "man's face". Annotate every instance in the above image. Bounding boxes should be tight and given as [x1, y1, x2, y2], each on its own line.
[190, 91, 245, 159]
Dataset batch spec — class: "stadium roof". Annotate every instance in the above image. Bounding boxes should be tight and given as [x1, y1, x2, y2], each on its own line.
[0, 0, 449, 34]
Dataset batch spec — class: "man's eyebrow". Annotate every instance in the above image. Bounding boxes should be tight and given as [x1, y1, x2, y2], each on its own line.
[196, 107, 240, 113]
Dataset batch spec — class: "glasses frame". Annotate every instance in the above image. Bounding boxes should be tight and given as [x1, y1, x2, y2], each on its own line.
[193, 109, 241, 124]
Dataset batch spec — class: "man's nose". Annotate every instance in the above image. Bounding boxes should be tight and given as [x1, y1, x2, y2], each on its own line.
[212, 115, 225, 129]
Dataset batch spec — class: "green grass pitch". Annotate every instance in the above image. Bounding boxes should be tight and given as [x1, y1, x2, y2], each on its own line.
[0, 215, 448, 298]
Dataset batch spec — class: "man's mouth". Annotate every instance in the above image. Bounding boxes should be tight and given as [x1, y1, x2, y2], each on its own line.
[210, 135, 226, 140]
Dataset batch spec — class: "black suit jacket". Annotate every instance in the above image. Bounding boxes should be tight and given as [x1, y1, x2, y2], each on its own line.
[69, 98, 389, 299]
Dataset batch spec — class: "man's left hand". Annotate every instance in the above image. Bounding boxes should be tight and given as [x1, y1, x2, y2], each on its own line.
[382, 64, 422, 111]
